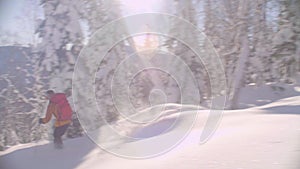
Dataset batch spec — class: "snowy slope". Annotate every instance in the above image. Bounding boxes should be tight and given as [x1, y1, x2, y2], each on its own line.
[0, 97, 300, 169]
[236, 83, 300, 108]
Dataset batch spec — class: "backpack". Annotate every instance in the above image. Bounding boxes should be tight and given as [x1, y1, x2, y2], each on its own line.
[50, 93, 73, 121]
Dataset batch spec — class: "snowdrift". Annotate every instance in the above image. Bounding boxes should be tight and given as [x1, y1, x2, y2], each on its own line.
[1, 91, 299, 169]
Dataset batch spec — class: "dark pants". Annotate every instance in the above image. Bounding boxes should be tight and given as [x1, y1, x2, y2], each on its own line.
[53, 124, 69, 146]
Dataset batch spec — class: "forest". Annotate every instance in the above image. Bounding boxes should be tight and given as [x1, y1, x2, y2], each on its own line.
[0, 0, 299, 152]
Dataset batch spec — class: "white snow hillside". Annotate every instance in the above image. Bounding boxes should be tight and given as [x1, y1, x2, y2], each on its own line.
[236, 83, 300, 109]
[212, 82, 300, 109]
[0, 93, 300, 169]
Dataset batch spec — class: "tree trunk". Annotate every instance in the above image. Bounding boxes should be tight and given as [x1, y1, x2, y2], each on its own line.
[229, 36, 250, 109]
[228, 0, 249, 109]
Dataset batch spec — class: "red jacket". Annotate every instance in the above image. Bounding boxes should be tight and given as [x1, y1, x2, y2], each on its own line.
[42, 93, 72, 127]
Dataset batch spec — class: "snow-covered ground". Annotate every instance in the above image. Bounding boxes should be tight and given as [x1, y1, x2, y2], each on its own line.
[1, 83, 300, 169]
[211, 82, 300, 109]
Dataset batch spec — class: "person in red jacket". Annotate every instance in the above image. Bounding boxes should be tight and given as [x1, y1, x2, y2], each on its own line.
[39, 90, 73, 149]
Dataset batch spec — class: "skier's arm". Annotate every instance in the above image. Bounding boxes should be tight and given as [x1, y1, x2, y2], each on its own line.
[41, 102, 55, 124]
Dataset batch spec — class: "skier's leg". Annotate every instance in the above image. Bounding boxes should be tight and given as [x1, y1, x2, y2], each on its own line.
[53, 124, 69, 149]
[53, 127, 63, 149]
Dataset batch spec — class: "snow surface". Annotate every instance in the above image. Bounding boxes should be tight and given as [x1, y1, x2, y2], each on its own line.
[0, 86, 300, 169]
[0, 95, 300, 169]
[237, 83, 300, 108]
[211, 82, 300, 109]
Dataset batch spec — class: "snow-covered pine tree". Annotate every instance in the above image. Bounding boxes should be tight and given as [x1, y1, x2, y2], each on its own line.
[163, 0, 210, 104]
[246, 0, 273, 85]
[203, 0, 253, 109]
[0, 46, 48, 149]
[36, 0, 84, 138]
[36, 0, 83, 91]
[72, 0, 133, 130]
[0, 74, 20, 148]
[271, 0, 300, 83]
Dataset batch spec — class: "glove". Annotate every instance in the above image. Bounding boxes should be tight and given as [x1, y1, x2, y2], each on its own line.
[39, 118, 44, 124]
